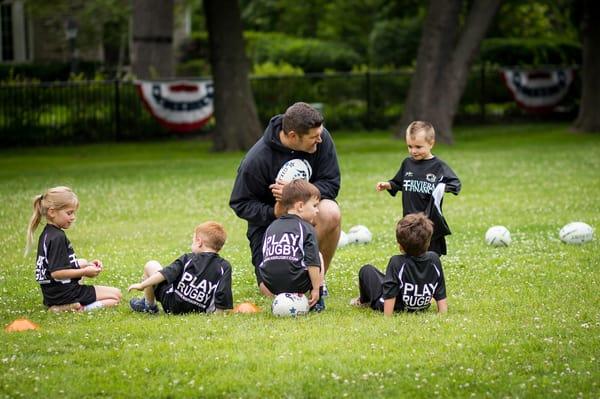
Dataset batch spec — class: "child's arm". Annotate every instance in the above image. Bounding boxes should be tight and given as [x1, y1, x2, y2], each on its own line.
[383, 297, 396, 316]
[307, 266, 321, 307]
[78, 259, 103, 270]
[51, 266, 101, 280]
[128, 271, 166, 292]
[435, 298, 448, 313]
[376, 181, 392, 191]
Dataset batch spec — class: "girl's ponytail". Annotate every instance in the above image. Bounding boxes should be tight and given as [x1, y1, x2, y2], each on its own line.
[24, 187, 78, 255]
[25, 194, 44, 255]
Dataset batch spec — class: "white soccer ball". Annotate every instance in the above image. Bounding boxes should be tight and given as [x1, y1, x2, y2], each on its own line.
[271, 293, 309, 317]
[559, 222, 593, 244]
[485, 225, 511, 247]
[347, 225, 372, 244]
[337, 230, 349, 248]
[276, 159, 312, 183]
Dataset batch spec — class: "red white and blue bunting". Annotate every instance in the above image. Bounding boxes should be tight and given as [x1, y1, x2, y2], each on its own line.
[136, 80, 214, 132]
[501, 68, 574, 113]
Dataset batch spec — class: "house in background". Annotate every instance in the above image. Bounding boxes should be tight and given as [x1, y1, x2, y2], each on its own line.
[1, 0, 31, 63]
[0, 0, 191, 77]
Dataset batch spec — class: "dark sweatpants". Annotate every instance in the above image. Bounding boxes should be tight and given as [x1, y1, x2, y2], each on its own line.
[358, 264, 385, 311]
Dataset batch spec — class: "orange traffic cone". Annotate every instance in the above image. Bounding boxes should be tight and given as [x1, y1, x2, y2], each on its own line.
[5, 318, 39, 332]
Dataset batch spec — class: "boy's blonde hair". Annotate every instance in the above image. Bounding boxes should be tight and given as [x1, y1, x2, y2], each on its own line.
[280, 179, 321, 211]
[406, 121, 435, 144]
[195, 221, 227, 252]
[25, 186, 79, 254]
[395, 212, 433, 256]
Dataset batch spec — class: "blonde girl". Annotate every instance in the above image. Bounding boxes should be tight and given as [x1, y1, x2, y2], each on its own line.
[26, 186, 121, 312]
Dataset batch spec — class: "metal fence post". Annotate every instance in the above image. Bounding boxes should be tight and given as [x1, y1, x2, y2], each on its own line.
[365, 70, 371, 129]
[480, 62, 486, 122]
[114, 79, 121, 140]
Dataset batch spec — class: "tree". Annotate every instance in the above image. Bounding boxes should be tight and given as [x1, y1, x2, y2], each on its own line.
[572, 0, 600, 133]
[398, 0, 501, 143]
[204, 0, 262, 151]
[131, 0, 174, 78]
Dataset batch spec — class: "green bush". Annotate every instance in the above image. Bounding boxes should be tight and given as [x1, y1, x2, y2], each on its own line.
[369, 18, 422, 68]
[252, 61, 304, 77]
[480, 37, 581, 66]
[0, 61, 102, 82]
[245, 31, 360, 73]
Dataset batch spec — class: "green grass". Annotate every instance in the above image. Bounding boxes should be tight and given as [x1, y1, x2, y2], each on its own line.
[1, 124, 599, 398]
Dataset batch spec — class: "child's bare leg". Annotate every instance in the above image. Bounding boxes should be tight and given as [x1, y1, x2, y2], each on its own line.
[142, 260, 163, 304]
[94, 285, 122, 307]
[259, 282, 274, 298]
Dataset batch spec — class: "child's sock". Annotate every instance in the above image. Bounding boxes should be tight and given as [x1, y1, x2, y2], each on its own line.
[83, 301, 105, 311]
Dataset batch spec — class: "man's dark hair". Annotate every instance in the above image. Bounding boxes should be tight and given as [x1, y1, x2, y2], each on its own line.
[282, 102, 324, 136]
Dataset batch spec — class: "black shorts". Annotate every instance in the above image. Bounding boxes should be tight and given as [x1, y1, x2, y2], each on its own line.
[428, 236, 447, 256]
[43, 283, 97, 307]
[154, 281, 176, 312]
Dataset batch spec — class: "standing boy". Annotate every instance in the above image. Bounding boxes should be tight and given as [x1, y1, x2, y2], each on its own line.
[259, 179, 324, 311]
[376, 121, 461, 255]
[128, 221, 233, 314]
[352, 212, 448, 315]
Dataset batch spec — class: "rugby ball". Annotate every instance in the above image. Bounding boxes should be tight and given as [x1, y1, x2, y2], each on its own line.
[271, 293, 309, 317]
[485, 226, 511, 247]
[337, 230, 349, 248]
[276, 159, 312, 183]
[559, 222, 593, 244]
[347, 225, 372, 244]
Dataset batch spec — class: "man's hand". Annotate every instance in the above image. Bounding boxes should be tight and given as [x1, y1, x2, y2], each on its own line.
[269, 180, 287, 201]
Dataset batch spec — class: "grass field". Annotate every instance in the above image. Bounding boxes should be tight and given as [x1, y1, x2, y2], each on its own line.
[0, 123, 598, 398]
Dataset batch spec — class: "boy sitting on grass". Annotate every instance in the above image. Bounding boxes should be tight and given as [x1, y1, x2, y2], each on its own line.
[352, 212, 448, 315]
[259, 179, 325, 311]
[128, 221, 233, 314]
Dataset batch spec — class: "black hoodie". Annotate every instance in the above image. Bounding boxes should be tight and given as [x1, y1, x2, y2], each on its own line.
[229, 114, 340, 235]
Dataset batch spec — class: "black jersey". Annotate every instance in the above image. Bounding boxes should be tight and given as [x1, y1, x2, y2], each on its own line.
[382, 252, 446, 312]
[259, 214, 321, 294]
[35, 224, 82, 305]
[387, 156, 461, 238]
[158, 252, 233, 313]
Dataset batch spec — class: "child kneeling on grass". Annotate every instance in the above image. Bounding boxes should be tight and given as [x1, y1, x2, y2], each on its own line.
[128, 221, 233, 314]
[352, 212, 448, 315]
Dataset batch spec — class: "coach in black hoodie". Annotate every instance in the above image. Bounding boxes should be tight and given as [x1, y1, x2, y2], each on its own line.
[230, 102, 341, 293]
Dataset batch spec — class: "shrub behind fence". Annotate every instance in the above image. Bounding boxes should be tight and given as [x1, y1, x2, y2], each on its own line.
[0, 68, 579, 147]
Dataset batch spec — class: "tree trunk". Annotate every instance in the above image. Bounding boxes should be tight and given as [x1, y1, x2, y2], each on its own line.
[131, 0, 174, 79]
[398, 0, 501, 143]
[572, 0, 600, 133]
[204, 0, 262, 151]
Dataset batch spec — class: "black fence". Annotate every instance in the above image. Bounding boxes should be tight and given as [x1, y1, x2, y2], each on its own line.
[0, 67, 580, 147]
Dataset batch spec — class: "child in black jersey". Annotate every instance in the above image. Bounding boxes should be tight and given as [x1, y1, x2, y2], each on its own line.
[128, 221, 233, 314]
[25, 186, 122, 312]
[259, 179, 323, 310]
[352, 212, 448, 314]
[376, 121, 461, 255]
